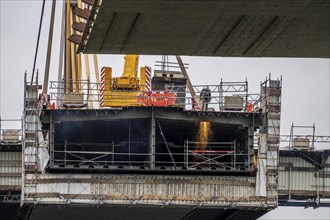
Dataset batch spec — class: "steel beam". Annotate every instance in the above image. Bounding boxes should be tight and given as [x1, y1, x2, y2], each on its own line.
[149, 108, 156, 169]
[49, 114, 55, 167]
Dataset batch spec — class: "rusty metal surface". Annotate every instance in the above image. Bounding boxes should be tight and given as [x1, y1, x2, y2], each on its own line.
[72, 22, 86, 33]
[23, 174, 275, 207]
[75, 8, 90, 20]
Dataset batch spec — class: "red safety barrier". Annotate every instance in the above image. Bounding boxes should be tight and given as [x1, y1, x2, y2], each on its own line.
[137, 90, 176, 107]
[190, 150, 233, 153]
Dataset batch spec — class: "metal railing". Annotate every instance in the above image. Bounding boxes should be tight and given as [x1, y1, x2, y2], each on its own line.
[169, 84, 261, 111]
[48, 80, 268, 112]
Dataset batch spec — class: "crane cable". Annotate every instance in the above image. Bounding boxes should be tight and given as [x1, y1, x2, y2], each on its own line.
[31, 0, 46, 84]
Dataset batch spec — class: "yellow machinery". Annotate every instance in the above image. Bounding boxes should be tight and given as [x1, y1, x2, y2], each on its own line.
[113, 55, 139, 89]
[61, 0, 102, 109]
[101, 55, 150, 107]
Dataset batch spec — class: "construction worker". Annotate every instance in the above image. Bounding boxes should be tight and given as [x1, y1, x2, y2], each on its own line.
[200, 86, 211, 111]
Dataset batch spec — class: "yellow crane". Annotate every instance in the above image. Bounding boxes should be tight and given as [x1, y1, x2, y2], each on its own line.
[113, 55, 140, 90]
[100, 55, 151, 107]
[64, 0, 100, 108]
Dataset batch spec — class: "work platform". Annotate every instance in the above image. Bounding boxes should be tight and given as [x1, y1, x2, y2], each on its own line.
[12, 76, 281, 218]
[78, 0, 330, 58]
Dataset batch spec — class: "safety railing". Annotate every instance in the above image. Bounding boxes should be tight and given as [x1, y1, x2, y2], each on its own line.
[169, 84, 261, 111]
[48, 80, 269, 112]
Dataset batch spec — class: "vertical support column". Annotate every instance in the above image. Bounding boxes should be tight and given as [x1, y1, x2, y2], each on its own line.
[316, 170, 320, 204]
[257, 77, 282, 205]
[64, 139, 67, 165]
[149, 107, 156, 169]
[112, 140, 114, 165]
[247, 126, 254, 171]
[49, 114, 55, 167]
[128, 122, 131, 166]
[256, 132, 267, 197]
[266, 80, 281, 204]
[233, 139, 236, 170]
[23, 74, 42, 203]
[288, 164, 291, 200]
[185, 140, 188, 168]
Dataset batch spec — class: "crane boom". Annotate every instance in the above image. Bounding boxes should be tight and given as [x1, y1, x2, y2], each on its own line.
[122, 55, 139, 78]
[113, 55, 140, 89]
[176, 55, 201, 109]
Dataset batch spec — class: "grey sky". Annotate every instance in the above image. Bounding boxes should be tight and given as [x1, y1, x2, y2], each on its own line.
[0, 1, 329, 219]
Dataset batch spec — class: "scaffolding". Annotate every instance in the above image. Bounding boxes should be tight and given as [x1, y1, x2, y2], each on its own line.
[288, 123, 316, 150]
[255, 75, 282, 203]
[21, 72, 45, 204]
[49, 140, 248, 171]
[20, 73, 285, 209]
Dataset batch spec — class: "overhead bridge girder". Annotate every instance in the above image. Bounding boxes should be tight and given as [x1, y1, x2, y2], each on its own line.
[77, 0, 330, 58]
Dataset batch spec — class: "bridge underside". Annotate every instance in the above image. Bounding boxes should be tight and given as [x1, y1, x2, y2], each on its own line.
[79, 0, 330, 58]
[0, 203, 269, 220]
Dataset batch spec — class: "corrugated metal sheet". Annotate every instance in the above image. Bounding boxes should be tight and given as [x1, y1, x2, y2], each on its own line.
[0, 177, 21, 189]
[278, 155, 330, 197]
[326, 156, 330, 164]
[0, 152, 22, 189]
[279, 156, 314, 167]
[325, 156, 330, 172]
[279, 171, 316, 191]
[0, 152, 21, 160]
[267, 151, 278, 167]
[319, 153, 330, 191]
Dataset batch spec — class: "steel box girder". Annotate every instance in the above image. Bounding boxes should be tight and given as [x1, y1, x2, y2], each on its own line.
[41, 107, 263, 127]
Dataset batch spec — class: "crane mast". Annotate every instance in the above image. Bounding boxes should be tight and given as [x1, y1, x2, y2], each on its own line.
[113, 55, 140, 90]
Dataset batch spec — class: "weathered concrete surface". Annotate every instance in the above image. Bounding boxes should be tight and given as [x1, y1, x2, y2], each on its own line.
[79, 0, 330, 58]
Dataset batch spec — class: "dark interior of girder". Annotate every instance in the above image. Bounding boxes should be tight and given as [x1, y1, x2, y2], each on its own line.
[52, 117, 252, 172]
